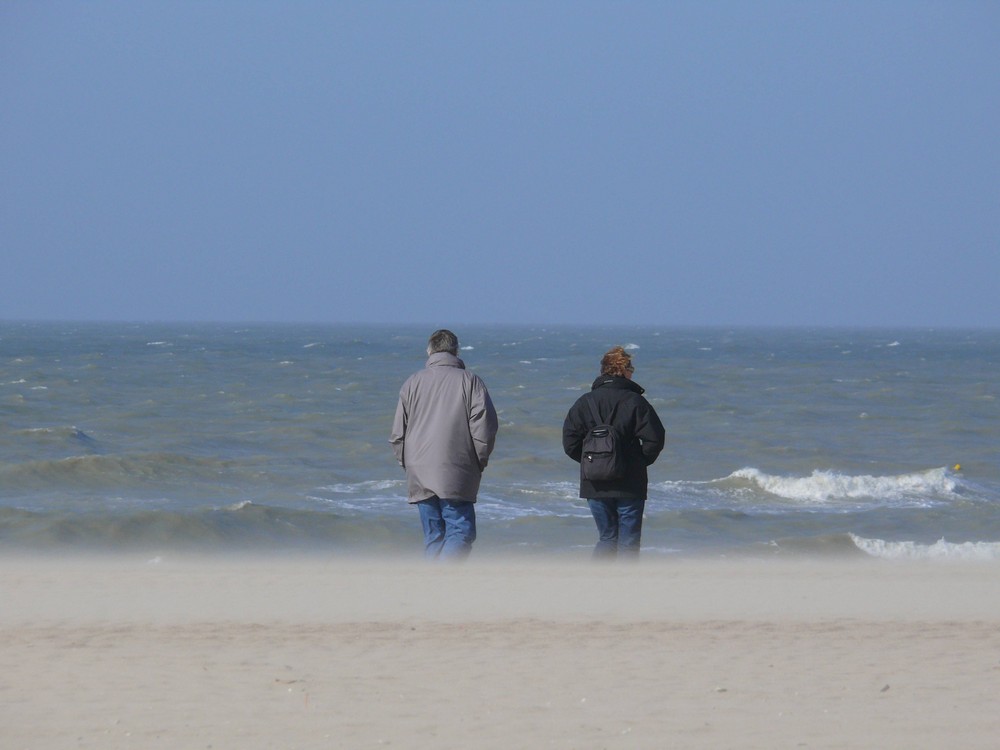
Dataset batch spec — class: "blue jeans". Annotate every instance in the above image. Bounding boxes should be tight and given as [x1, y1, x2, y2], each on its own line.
[587, 498, 645, 560]
[417, 497, 477, 560]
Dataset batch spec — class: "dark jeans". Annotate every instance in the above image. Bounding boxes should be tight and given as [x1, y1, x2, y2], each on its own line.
[417, 497, 477, 560]
[587, 498, 645, 559]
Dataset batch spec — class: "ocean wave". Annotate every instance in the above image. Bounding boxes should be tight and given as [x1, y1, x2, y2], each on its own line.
[726, 467, 957, 506]
[307, 481, 410, 517]
[0, 452, 240, 489]
[850, 534, 1000, 561]
[477, 486, 589, 520]
[319, 480, 405, 494]
[0, 504, 414, 552]
[13, 425, 99, 446]
[752, 533, 867, 557]
[309, 481, 587, 522]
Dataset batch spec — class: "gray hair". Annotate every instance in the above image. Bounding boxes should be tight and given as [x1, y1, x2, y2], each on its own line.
[427, 329, 459, 356]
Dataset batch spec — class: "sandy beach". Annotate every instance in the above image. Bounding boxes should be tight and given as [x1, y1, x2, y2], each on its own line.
[2, 556, 999, 749]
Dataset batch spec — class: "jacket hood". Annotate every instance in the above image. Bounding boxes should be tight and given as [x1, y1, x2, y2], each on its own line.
[591, 375, 644, 395]
[426, 351, 466, 369]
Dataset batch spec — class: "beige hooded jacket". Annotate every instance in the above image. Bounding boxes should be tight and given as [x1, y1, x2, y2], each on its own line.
[389, 352, 498, 503]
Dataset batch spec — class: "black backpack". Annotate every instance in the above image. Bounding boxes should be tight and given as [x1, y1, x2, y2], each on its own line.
[581, 396, 627, 481]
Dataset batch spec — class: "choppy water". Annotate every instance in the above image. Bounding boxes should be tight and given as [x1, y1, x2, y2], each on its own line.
[2, 322, 999, 560]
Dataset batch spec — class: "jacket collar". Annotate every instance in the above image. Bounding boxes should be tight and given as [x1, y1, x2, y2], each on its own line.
[426, 351, 466, 369]
[591, 374, 644, 395]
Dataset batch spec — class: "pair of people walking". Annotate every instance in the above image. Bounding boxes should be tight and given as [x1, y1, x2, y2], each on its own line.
[389, 329, 665, 560]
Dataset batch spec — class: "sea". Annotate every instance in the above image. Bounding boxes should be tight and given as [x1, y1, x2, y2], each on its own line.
[2, 322, 999, 561]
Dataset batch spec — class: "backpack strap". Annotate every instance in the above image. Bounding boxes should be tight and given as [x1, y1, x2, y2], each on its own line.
[585, 395, 603, 427]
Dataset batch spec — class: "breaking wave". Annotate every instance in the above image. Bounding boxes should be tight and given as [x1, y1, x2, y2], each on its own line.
[726, 467, 958, 506]
[850, 534, 1000, 561]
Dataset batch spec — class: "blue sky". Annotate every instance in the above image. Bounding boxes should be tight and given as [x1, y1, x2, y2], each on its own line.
[2, 1, 997, 327]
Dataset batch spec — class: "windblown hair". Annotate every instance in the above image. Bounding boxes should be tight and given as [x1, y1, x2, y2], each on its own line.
[600, 346, 633, 377]
[427, 329, 459, 356]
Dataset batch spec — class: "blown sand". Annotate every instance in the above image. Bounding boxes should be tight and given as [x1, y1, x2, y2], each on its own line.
[3, 557, 999, 748]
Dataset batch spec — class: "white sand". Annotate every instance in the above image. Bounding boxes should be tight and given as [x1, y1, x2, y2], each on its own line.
[3, 556, 1000, 749]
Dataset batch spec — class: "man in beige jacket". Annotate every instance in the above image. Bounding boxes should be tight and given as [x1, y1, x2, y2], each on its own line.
[390, 329, 498, 559]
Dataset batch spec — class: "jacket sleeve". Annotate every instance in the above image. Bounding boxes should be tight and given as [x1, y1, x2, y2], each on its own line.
[635, 399, 666, 466]
[469, 376, 498, 469]
[389, 394, 407, 468]
[562, 397, 586, 463]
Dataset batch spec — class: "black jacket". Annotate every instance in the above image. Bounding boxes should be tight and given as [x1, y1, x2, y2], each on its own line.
[562, 376, 666, 500]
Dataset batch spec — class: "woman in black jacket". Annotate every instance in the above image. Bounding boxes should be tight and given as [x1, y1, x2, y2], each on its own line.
[562, 346, 666, 558]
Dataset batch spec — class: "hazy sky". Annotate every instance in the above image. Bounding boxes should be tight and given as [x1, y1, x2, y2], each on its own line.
[2, 1, 997, 327]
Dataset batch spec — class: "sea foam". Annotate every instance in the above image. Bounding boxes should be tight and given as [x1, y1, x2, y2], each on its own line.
[850, 534, 1000, 561]
[729, 467, 956, 505]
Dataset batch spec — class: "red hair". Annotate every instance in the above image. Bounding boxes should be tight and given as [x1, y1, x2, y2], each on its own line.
[600, 346, 633, 377]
